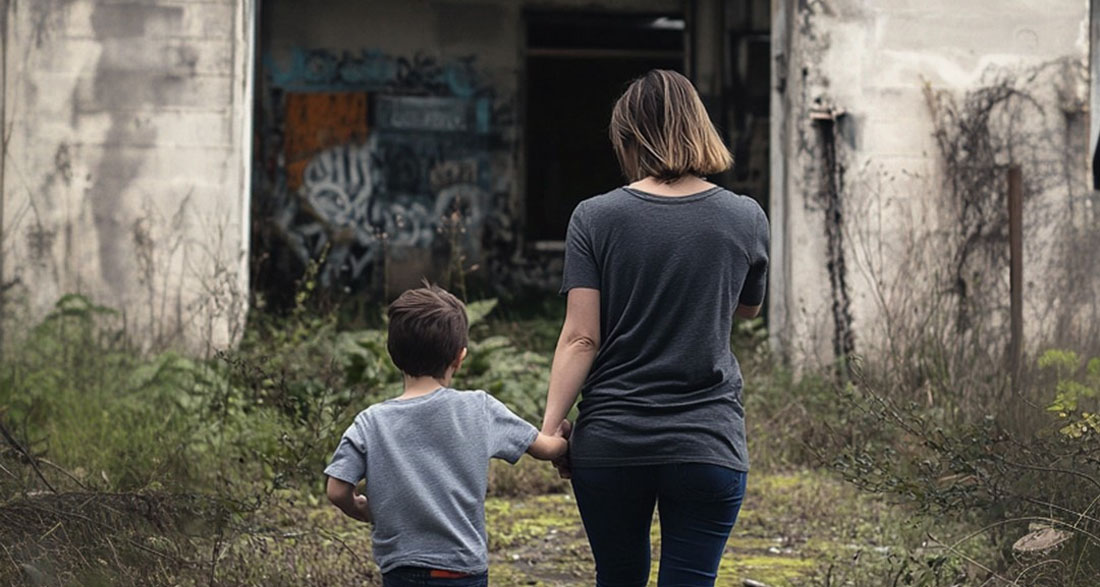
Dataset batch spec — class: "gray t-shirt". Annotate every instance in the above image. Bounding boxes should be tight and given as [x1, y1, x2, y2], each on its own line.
[561, 186, 768, 472]
[324, 388, 538, 574]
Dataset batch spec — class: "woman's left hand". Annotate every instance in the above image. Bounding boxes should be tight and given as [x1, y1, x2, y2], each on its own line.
[552, 420, 573, 479]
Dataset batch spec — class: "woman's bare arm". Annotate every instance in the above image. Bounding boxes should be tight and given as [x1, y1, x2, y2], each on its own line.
[540, 288, 601, 435]
[527, 431, 569, 460]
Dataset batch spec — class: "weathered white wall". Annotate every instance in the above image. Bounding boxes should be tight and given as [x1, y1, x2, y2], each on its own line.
[1, 0, 254, 353]
[771, 0, 1095, 366]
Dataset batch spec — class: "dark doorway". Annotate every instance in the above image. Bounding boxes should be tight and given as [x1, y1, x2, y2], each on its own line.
[726, 0, 771, 209]
[524, 12, 684, 244]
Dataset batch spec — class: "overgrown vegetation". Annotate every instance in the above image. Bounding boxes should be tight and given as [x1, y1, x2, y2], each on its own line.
[3, 285, 1097, 585]
[0, 282, 564, 585]
[810, 62, 1100, 586]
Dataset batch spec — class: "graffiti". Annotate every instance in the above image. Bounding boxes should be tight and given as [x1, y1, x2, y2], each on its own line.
[392, 54, 480, 98]
[376, 96, 474, 132]
[269, 49, 395, 91]
[269, 50, 484, 98]
[303, 142, 374, 227]
[258, 48, 520, 300]
[429, 158, 479, 193]
[274, 138, 491, 286]
[293, 141, 378, 282]
[284, 92, 370, 191]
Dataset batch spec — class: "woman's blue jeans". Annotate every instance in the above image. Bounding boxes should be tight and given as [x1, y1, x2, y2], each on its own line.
[571, 463, 747, 587]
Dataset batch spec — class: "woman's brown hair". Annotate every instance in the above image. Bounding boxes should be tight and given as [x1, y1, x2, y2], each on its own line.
[609, 69, 732, 183]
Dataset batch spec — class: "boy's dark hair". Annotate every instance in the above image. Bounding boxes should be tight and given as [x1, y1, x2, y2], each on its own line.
[387, 284, 469, 378]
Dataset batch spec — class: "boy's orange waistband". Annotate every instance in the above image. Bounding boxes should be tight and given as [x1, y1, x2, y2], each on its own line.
[428, 569, 473, 579]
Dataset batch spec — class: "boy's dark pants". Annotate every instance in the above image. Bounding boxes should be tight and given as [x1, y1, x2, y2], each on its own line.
[382, 567, 488, 587]
[571, 463, 747, 587]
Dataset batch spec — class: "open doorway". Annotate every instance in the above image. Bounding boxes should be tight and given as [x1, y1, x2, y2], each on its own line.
[726, 0, 771, 209]
[524, 11, 685, 245]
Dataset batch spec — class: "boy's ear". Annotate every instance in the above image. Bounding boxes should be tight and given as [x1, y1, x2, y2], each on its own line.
[453, 347, 468, 370]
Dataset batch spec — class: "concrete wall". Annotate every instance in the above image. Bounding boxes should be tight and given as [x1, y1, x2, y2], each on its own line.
[1, 0, 255, 353]
[771, 0, 1097, 366]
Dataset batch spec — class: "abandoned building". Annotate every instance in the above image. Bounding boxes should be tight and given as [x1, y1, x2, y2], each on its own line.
[3, 0, 1098, 366]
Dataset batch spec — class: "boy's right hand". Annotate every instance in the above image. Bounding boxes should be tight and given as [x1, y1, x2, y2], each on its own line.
[327, 476, 372, 524]
[353, 493, 372, 522]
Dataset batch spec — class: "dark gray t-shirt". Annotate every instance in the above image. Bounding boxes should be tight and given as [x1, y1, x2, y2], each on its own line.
[560, 186, 768, 472]
[324, 388, 538, 573]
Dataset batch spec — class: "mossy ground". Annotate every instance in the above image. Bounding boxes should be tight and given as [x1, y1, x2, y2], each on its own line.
[224, 466, 960, 586]
[483, 468, 921, 586]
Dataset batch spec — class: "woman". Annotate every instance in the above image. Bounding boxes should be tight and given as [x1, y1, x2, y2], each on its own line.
[540, 69, 769, 586]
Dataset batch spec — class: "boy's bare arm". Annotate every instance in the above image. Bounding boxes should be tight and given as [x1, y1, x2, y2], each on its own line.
[527, 432, 568, 460]
[326, 476, 372, 523]
[527, 419, 570, 460]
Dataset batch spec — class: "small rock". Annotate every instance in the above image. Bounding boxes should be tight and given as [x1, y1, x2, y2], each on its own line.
[1013, 527, 1071, 553]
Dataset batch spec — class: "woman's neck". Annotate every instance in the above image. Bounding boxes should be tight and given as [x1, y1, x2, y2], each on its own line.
[628, 175, 715, 197]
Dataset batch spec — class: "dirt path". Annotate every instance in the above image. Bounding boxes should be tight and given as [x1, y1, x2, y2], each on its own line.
[487, 470, 912, 586]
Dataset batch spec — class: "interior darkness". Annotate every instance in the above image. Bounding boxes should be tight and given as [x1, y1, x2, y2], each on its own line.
[726, 0, 771, 206]
[527, 12, 684, 51]
[525, 12, 683, 242]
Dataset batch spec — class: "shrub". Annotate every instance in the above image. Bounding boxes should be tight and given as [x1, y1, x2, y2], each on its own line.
[823, 349, 1100, 586]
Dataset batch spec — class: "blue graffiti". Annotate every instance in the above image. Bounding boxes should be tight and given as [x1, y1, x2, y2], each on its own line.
[268, 49, 396, 91]
[268, 49, 486, 98]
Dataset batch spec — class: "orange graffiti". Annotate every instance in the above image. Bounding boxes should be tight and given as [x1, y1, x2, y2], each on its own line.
[284, 92, 369, 191]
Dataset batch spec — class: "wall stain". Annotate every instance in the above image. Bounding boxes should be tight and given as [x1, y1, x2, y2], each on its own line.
[84, 3, 187, 298]
[26, 0, 78, 48]
[813, 108, 855, 373]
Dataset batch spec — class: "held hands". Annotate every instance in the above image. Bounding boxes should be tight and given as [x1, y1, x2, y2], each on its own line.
[528, 419, 572, 460]
[552, 419, 573, 479]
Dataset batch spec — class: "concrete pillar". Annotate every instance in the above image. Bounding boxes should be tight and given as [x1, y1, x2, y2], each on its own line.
[1, 0, 255, 354]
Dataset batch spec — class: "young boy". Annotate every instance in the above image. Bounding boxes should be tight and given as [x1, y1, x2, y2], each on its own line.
[324, 284, 568, 586]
